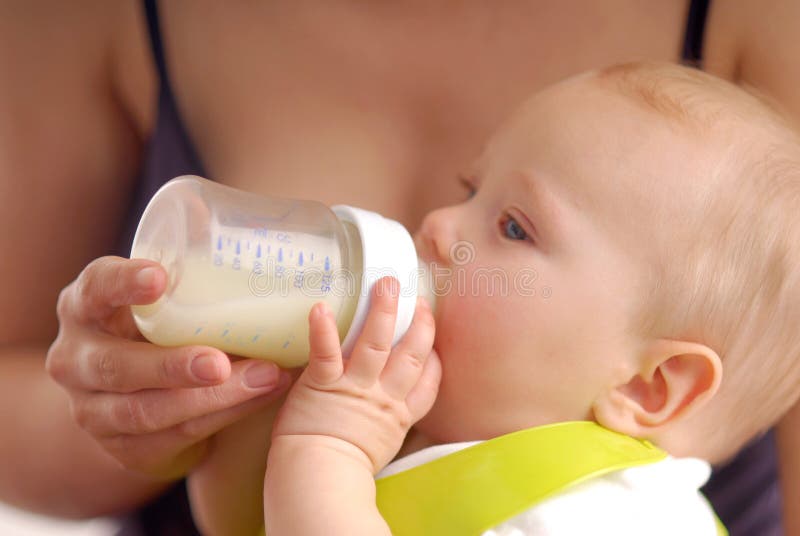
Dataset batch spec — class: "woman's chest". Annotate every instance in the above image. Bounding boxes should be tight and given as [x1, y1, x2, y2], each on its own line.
[161, 1, 686, 230]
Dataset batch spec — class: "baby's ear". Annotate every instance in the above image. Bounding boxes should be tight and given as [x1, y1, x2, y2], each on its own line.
[592, 339, 722, 437]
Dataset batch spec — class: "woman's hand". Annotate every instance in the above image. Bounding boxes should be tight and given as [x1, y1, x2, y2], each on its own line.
[45, 256, 291, 481]
[272, 276, 441, 473]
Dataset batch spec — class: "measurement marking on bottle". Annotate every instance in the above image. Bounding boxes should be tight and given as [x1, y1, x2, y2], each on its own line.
[321, 273, 332, 293]
[194, 327, 203, 335]
[257, 244, 262, 258]
[282, 340, 290, 349]
[252, 335, 260, 343]
[324, 256, 330, 271]
[278, 248, 283, 262]
[298, 252, 304, 266]
[236, 241, 241, 255]
[217, 236, 223, 251]
[221, 329, 229, 337]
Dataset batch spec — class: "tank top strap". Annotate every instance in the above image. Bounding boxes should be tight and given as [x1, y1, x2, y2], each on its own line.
[682, 0, 711, 67]
[116, 2, 207, 255]
[143, 0, 172, 89]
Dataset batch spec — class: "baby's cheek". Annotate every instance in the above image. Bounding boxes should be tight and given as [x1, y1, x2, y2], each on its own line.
[423, 294, 518, 436]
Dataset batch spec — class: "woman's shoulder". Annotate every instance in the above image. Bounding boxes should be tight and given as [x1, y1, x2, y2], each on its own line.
[0, 0, 157, 342]
[705, 0, 800, 122]
[0, 0, 156, 145]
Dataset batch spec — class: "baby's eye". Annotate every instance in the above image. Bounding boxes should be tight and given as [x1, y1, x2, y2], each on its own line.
[501, 213, 528, 241]
[458, 175, 477, 200]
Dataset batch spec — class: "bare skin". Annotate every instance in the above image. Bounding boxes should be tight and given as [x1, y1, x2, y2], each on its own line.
[1, 0, 799, 532]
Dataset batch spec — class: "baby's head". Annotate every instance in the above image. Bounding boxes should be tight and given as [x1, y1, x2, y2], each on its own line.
[413, 62, 800, 463]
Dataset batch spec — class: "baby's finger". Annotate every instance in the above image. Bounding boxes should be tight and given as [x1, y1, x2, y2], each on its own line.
[347, 277, 400, 385]
[406, 348, 442, 422]
[306, 302, 343, 385]
[380, 298, 435, 399]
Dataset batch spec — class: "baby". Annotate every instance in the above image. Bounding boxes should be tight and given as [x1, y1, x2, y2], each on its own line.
[205, 62, 800, 534]
[184, 64, 800, 536]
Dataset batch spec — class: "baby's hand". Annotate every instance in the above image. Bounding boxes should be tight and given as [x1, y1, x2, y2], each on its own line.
[272, 276, 441, 473]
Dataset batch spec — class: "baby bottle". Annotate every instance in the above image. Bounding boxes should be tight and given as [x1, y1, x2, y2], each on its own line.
[130, 175, 436, 368]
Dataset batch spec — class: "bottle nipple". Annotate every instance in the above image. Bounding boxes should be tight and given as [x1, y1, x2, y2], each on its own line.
[416, 258, 437, 315]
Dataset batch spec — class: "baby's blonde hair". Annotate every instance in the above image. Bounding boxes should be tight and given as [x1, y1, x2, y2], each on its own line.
[597, 62, 800, 462]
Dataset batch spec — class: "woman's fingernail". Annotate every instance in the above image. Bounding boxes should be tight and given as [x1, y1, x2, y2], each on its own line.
[191, 354, 224, 382]
[136, 267, 158, 287]
[244, 362, 280, 389]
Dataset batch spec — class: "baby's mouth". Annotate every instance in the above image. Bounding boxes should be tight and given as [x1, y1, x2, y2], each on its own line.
[417, 259, 447, 316]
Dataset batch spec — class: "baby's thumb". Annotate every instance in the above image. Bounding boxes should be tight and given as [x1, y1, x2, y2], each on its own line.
[406, 348, 441, 422]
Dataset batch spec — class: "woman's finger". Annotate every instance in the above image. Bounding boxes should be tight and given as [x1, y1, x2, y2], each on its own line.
[346, 277, 399, 385]
[61, 256, 166, 326]
[100, 392, 282, 479]
[49, 331, 232, 392]
[71, 359, 290, 437]
[306, 302, 344, 385]
[380, 297, 435, 399]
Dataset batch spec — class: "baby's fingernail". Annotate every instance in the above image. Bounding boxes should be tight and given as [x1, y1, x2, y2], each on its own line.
[136, 267, 158, 288]
[308, 302, 327, 322]
[378, 277, 399, 298]
[244, 362, 280, 389]
[418, 297, 430, 310]
[313, 302, 334, 321]
[191, 353, 224, 383]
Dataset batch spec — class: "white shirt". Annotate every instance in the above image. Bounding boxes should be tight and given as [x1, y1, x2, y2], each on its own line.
[379, 441, 720, 535]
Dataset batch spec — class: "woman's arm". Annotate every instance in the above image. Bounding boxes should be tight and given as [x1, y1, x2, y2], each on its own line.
[0, 1, 165, 516]
[1, 1, 290, 518]
[777, 405, 800, 536]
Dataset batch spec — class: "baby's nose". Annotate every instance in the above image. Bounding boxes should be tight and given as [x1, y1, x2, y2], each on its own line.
[415, 208, 458, 266]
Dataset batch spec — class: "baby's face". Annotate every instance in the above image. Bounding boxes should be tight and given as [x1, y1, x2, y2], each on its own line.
[413, 74, 719, 442]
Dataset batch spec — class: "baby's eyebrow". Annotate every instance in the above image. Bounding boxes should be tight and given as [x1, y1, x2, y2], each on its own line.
[514, 171, 565, 244]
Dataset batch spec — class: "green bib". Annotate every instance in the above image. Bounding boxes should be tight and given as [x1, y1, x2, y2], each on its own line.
[263, 421, 728, 535]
